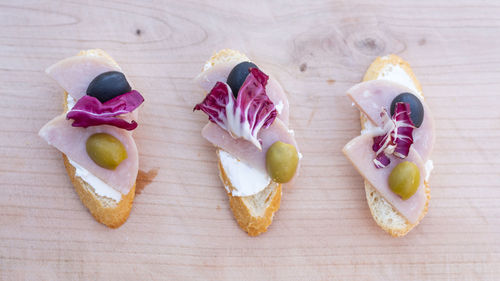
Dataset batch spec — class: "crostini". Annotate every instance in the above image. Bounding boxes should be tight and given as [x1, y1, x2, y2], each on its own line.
[343, 55, 435, 237]
[194, 49, 301, 236]
[39, 49, 144, 228]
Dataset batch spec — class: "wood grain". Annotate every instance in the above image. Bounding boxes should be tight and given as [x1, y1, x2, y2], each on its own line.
[1, 0, 499, 280]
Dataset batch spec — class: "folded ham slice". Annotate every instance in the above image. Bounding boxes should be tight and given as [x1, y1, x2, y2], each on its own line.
[266, 77, 290, 126]
[39, 114, 138, 195]
[195, 61, 290, 126]
[343, 134, 426, 224]
[202, 118, 298, 175]
[46, 54, 123, 101]
[195, 62, 238, 94]
[53, 53, 139, 126]
[347, 80, 435, 162]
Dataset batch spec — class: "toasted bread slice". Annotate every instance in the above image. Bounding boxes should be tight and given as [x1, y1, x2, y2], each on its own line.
[201, 49, 282, 236]
[61, 49, 136, 228]
[361, 55, 430, 237]
[218, 160, 282, 236]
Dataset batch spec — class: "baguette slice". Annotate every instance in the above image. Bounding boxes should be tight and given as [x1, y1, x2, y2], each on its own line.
[361, 55, 430, 237]
[202, 49, 282, 236]
[61, 49, 136, 228]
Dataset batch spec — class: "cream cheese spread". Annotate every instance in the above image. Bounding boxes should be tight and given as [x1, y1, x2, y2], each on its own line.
[218, 150, 271, 197]
[377, 64, 422, 98]
[67, 158, 122, 202]
[275, 100, 284, 114]
[67, 94, 76, 110]
[424, 160, 434, 182]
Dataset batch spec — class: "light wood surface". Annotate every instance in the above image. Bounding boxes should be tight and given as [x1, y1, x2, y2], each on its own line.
[1, 1, 499, 280]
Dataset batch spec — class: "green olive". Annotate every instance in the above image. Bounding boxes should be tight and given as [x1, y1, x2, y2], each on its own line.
[86, 133, 127, 170]
[266, 141, 298, 183]
[388, 161, 420, 200]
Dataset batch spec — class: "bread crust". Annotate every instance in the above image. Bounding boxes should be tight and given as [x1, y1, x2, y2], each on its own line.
[202, 48, 250, 71]
[218, 157, 282, 236]
[363, 54, 423, 93]
[59, 49, 135, 228]
[361, 55, 430, 237]
[202, 49, 283, 236]
[63, 154, 135, 228]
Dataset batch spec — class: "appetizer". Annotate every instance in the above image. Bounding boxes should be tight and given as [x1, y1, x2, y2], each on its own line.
[194, 49, 301, 236]
[343, 55, 435, 236]
[39, 49, 144, 228]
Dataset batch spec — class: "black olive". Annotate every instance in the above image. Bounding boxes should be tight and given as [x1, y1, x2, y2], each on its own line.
[390, 93, 424, 127]
[86, 71, 131, 102]
[227, 62, 258, 97]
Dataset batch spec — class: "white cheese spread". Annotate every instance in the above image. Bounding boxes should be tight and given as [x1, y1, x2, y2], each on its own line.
[377, 64, 423, 98]
[275, 101, 284, 114]
[218, 150, 271, 197]
[67, 158, 122, 202]
[67, 94, 76, 110]
[361, 118, 385, 136]
[424, 160, 434, 182]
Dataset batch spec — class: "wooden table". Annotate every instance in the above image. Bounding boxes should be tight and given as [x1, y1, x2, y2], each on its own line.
[1, 1, 499, 280]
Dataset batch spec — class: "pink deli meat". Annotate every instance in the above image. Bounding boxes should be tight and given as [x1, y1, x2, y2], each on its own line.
[202, 118, 298, 175]
[39, 114, 138, 195]
[46, 55, 123, 101]
[347, 80, 435, 162]
[195, 61, 290, 126]
[343, 134, 426, 224]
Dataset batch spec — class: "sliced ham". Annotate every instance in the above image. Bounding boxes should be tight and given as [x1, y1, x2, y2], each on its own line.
[266, 77, 290, 126]
[46, 54, 123, 101]
[347, 80, 435, 162]
[194, 61, 290, 126]
[202, 118, 298, 175]
[343, 134, 426, 224]
[195, 62, 239, 94]
[39, 114, 138, 195]
[58, 55, 140, 126]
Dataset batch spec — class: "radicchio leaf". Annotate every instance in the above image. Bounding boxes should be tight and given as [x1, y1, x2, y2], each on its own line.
[67, 90, 144, 130]
[373, 151, 391, 169]
[193, 82, 230, 130]
[372, 102, 415, 168]
[392, 103, 415, 158]
[194, 68, 277, 149]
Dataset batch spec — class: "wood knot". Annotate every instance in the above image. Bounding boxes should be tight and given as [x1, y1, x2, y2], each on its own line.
[299, 63, 307, 72]
[354, 36, 385, 55]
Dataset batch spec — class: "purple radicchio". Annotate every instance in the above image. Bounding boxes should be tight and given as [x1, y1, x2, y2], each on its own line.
[372, 102, 415, 168]
[66, 90, 144, 130]
[193, 68, 277, 149]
